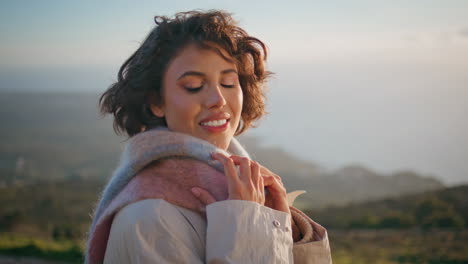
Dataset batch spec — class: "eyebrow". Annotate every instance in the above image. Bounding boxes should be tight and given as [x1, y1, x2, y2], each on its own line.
[177, 69, 238, 80]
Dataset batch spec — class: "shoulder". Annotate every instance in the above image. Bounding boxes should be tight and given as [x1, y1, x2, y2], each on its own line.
[114, 199, 178, 223]
[109, 199, 205, 245]
[104, 199, 205, 263]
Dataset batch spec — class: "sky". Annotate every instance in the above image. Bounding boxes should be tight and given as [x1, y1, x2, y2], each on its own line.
[1, 0, 467, 184]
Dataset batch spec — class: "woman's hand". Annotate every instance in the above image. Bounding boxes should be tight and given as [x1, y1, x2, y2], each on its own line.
[191, 152, 265, 205]
[190, 153, 288, 215]
[190, 152, 289, 215]
[259, 165, 290, 215]
[190, 152, 302, 241]
[259, 164, 301, 241]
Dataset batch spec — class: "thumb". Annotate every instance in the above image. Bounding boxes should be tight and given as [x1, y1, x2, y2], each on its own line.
[191, 187, 217, 206]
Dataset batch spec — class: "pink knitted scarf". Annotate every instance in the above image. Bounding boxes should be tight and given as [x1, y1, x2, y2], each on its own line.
[85, 127, 320, 263]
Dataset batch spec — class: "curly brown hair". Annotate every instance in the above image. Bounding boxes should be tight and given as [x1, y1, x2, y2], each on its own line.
[99, 10, 271, 137]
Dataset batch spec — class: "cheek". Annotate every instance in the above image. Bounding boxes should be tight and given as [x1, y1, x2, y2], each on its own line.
[165, 94, 198, 125]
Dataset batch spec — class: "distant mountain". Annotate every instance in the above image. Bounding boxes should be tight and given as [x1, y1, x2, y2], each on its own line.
[0, 92, 444, 209]
[324, 165, 442, 204]
[237, 135, 444, 209]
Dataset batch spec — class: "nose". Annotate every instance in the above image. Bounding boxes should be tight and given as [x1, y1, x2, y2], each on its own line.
[204, 84, 227, 109]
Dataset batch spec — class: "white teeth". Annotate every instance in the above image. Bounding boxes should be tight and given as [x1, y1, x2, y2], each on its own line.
[201, 119, 227, 127]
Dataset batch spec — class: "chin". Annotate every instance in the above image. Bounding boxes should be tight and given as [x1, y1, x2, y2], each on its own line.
[209, 140, 227, 150]
[206, 138, 230, 150]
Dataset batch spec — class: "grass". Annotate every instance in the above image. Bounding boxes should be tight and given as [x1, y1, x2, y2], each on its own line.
[1, 229, 468, 263]
[0, 233, 84, 263]
[330, 229, 468, 264]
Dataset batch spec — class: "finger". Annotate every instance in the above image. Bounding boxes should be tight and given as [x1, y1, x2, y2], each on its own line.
[191, 187, 217, 205]
[230, 156, 252, 185]
[261, 176, 290, 214]
[260, 165, 283, 183]
[212, 152, 239, 181]
[260, 176, 265, 194]
[262, 175, 286, 195]
[250, 161, 260, 189]
[212, 152, 241, 194]
[259, 175, 265, 203]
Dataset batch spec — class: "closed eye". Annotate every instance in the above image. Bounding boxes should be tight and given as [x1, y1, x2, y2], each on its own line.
[185, 86, 203, 93]
[221, 84, 235, 88]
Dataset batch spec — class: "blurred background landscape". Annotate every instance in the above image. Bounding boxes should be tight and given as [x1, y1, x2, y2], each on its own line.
[1, 1, 467, 263]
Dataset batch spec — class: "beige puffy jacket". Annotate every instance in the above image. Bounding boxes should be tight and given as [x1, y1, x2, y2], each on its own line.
[103, 192, 332, 263]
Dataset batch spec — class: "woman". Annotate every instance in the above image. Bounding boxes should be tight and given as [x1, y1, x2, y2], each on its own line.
[86, 10, 332, 264]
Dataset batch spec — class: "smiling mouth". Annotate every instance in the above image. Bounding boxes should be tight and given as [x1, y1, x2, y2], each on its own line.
[200, 119, 229, 127]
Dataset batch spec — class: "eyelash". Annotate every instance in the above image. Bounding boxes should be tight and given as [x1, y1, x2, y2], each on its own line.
[185, 84, 235, 93]
[186, 87, 202, 93]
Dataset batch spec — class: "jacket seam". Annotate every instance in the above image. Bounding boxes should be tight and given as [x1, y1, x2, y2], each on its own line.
[174, 205, 204, 246]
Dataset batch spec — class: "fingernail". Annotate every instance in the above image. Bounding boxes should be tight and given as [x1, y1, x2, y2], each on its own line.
[191, 187, 200, 197]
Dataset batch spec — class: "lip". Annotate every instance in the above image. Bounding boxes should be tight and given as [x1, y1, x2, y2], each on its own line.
[199, 112, 231, 133]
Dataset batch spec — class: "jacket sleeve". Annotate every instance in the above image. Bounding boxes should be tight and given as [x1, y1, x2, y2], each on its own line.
[205, 199, 293, 263]
[291, 207, 333, 264]
[287, 191, 333, 264]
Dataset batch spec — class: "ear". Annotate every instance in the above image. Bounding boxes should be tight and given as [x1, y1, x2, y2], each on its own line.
[149, 104, 165, 118]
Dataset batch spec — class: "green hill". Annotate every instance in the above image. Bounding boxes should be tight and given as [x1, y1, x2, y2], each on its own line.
[306, 184, 468, 229]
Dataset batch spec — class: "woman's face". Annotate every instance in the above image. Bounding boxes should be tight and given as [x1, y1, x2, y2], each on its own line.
[150, 44, 243, 150]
